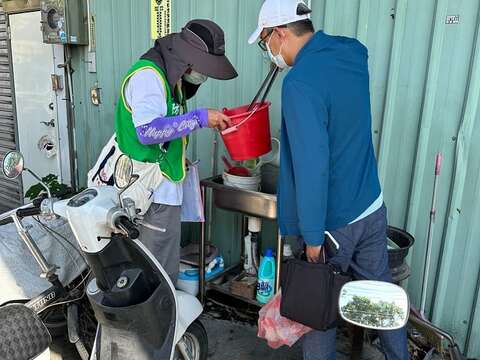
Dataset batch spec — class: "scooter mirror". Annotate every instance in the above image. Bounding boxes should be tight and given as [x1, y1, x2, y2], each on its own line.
[339, 280, 409, 331]
[114, 155, 133, 189]
[2, 151, 24, 179]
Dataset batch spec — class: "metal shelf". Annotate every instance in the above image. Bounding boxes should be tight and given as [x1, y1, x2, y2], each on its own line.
[205, 263, 264, 308]
[206, 282, 263, 308]
[206, 263, 240, 283]
[199, 176, 283, 305]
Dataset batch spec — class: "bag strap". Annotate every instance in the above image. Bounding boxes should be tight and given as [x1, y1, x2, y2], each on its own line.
[90, 145, 116, 184]
[320, 246, 327, 264]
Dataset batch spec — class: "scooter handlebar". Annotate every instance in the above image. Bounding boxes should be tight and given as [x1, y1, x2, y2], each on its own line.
[0, 218, 13, 226]
[115, 216, 140, 240]
[0, 205, 41, 226]
[17, 207, 41, 218]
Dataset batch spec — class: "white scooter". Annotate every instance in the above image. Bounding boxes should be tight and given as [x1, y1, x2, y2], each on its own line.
[1, 151, 207, 360]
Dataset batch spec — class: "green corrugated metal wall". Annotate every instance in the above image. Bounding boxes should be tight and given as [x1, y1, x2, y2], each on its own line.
[69, 0, 152, 181]
[70, 0, 480, 356]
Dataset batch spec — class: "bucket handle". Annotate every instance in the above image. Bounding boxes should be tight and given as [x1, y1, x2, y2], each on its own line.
[249, 137, 280, 171]
[221, 105, 262, 136]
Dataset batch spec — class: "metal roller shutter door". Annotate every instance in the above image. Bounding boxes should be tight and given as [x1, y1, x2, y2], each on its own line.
[0, 5, 21, 212]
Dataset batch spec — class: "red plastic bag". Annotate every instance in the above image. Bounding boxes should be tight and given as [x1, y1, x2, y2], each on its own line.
[257, 290, 312, 349]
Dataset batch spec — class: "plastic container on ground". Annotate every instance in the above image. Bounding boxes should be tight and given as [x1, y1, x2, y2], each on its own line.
[177, 257, 225, 296]
[387, 226, 415, 269]
[256, 249, 276, 304]
[386, 226, 415, 284]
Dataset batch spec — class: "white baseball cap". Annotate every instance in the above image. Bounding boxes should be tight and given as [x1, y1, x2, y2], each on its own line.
[248, 0, 311, 44]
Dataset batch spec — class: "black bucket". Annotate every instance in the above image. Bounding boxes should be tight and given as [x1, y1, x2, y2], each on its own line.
[387, 226, 415, 283]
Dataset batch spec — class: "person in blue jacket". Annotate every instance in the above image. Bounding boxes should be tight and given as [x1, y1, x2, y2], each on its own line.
[249, 1, 408, 359]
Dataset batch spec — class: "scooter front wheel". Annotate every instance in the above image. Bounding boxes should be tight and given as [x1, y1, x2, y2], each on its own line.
[175, 320, 208, 360]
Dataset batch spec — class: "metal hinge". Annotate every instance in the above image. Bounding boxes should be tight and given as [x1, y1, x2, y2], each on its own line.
[51, 74, 64, 91]
[7, 26, 11, 40]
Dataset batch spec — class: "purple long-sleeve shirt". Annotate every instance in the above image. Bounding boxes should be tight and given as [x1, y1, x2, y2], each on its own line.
[125, 68, 209, 145]
[136, 108, 208, 145]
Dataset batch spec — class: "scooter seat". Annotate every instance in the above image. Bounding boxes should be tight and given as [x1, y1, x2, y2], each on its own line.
[0, 304, 51, 360]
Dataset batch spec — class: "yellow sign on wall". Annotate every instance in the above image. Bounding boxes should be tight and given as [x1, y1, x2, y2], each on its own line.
[151, 0, 172, 40]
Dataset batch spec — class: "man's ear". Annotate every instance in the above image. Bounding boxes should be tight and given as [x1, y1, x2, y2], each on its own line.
[275, 27, 287, 39]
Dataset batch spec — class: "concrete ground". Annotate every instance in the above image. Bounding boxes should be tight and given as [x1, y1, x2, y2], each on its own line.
[51, 317, 384, 360]
[204, 318, 384, 360]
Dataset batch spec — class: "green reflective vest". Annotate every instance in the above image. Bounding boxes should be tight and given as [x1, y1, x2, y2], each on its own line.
[114, 59, 188, 183]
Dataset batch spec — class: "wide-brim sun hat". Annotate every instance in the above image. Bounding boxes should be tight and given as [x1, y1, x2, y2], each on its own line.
[174, 19, 238, 80]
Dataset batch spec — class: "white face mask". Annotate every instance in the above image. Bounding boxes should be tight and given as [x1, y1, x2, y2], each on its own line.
[266, 33, 289, 70]
[183, 70, 208, 85]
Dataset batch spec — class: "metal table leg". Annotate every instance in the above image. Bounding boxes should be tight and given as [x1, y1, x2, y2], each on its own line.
[199, 185, 207, 304]
[276, 231, 283, 292]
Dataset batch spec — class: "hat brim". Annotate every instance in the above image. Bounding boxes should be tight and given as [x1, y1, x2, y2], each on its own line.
[248, 26, 263, 45]
[175, 35, 238, 80]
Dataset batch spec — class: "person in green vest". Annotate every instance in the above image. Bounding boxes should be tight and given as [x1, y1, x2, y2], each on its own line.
[115, 19, 237, 282]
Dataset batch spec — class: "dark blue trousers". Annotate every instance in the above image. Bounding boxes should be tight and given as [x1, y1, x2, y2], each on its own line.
[302, 205, 409, 360]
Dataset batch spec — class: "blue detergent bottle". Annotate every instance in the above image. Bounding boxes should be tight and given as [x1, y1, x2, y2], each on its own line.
[256, 248, 276, 304]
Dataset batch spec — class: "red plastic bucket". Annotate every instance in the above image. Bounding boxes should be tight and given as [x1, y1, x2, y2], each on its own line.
[221, 102, 272, 161]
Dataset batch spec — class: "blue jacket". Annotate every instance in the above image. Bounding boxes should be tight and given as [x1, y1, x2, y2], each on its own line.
[278, 31, 382, 246]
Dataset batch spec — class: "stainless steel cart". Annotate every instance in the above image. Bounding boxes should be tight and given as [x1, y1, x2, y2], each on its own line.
[199, 176, 282, 306]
